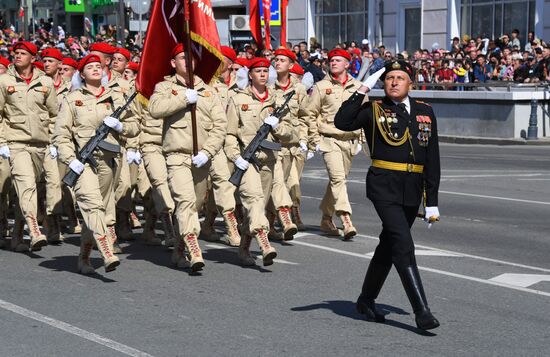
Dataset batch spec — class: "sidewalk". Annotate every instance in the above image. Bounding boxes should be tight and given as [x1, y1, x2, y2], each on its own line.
[440, 135, 550, 145]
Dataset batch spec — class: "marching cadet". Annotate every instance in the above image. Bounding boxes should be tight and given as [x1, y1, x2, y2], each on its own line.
[112, 48, 131, 75]
[60, 58, 78, 80]
[53, 54, 139, 274]
[0, 41, 58, 252]
[40, 47, 66, 243]
[123, 62, 139, 81]
[225, 57, 294, 266]
[200, 45, 242, 247]
[307, 48, 364, 240]
[266, 47, 309, 239]
[0, 56, 11, 245]
[53, 55, 83, 235]
[148, 44, 227, 272]
[334, 61, 441, 330]
[89, 42, 134, 250]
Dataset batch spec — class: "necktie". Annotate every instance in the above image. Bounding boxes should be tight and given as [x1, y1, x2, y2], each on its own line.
[397, 103, 407, 114]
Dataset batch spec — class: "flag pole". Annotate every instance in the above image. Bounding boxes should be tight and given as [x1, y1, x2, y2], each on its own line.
[184, 0, 199, 156]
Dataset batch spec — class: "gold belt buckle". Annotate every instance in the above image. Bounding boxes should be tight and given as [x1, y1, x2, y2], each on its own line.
[407, 163, 413, 172]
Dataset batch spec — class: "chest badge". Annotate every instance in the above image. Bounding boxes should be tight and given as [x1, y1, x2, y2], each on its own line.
[7, 86, 15, 94]
[241, 104, 248, 111]
[171, 89, 178, 96]
[75, 100, 83, 107]
[325, 88, 332, 95]
[203, 91, 211, 97]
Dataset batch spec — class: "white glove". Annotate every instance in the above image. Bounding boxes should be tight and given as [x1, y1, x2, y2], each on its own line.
[264, 115, 279, 130]
[315, 144, 321, 153]
[103, 116, 123, 133]
[126, 150, 141, 165]
[299, 142, 308, 153]
[49, 146, 58, 159]
[354, 144, 362, 156]
[0, 145, 10, 159]
[306, 151, 314, 161]
[301, 72, 314, 91]
[69, 159, 85, 175]
[236, 67, 250, 90]
[424, 206, 440, 228]
[234, 156, 249, 171]
[185, 89, 198, 104]
[192, 151, 209, 168]
[362, 67, 385, 90]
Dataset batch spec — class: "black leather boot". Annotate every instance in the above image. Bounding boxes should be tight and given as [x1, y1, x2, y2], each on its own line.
[356, 261, 392, 322]
[398, 265, 440, 330]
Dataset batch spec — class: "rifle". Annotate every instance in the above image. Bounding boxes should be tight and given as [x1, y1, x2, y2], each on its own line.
[62, 91, 138, 188]
[229, 90, 295, 186]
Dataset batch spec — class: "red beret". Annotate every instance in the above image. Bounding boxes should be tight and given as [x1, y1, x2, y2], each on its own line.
[289, 63, 305, 75]
[171, 44, 184, 58]
[115, 47, 131, 61]
[77, 54, 101, 72]
[41, 48, 63, 61]
[13, 41, 38, 56]
[221, 46, 237, 62]
[234, 58, 249, 67]
[0, 56, 10, 68]
[62, 57, 78, 69]
[328, 48, 351, 61]
[274, 48, 297, 61]
[89, 42, 116, 55]
[126, 62, 139, 72]
[248, 57, 271, 69]
[33, 61, 44, 71]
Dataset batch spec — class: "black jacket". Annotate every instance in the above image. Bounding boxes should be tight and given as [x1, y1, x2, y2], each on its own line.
[334, 93, 440, 207]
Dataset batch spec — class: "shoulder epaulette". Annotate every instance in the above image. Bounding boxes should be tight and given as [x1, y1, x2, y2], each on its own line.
[416, 100, 431, 107]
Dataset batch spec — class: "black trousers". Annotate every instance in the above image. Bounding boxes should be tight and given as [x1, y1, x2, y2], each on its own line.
[370, 201, 419, 270]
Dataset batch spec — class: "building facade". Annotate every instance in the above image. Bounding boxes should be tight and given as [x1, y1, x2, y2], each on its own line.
[213, 0, 550, 52]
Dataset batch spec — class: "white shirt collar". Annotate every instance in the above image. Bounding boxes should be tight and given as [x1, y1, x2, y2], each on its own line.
[392, 97, 411, 114]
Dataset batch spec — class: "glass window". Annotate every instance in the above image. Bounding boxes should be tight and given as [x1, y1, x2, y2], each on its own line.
[346, 14, 364, 43]
[503, 2, 527, 39]
[471, 5, 492, 38]
[404, 7, 421, 51]
[324, 0, 340, 14]
[461, 0, 537, 41]
[323, 16, 340, 48]
[315, 0, 368, 48]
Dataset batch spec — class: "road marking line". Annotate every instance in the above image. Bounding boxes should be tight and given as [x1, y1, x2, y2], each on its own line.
[518, 179, 550, 181]
[205, 244, 232, 250]
[273, 259, 300, 265]
[439, 190, 550, 206]
[301, 173, 550, 206]
[489, 274, 550, 288]
[0, 298, 154, 357]
[290, 239, 550, 298]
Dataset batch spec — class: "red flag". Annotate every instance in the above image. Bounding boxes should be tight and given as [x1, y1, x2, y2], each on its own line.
[249, 0, 263, 50]
[18, 7, 24, 18]
[262, 0, 271, 50]
[280, 0, 288, 47]
[137, 0, 223, 99]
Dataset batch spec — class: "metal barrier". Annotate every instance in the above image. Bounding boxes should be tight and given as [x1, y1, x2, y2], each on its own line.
[412, 81, 550, 92]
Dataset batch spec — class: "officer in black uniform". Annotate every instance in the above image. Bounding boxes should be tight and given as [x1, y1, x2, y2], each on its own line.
[334, 60, 441, 330]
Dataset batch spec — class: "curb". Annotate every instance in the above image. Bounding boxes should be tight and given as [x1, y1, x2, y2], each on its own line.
[440, 135, 550, 146]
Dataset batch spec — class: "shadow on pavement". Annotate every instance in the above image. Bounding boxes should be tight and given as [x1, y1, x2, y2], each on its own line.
[291, 300, 437, 336]
[38, 255, 117, 282]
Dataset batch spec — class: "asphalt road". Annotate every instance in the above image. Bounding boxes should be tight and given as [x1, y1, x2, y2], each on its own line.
[1, 143, 550, 356]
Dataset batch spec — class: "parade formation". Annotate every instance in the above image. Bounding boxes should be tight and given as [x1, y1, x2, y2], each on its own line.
[0, 2, 443, 333]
